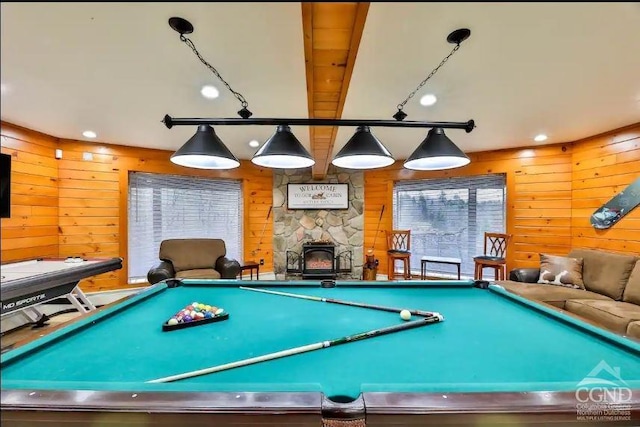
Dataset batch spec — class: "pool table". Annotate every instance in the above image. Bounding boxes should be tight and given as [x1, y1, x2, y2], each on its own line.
[2, 279, 639, 426]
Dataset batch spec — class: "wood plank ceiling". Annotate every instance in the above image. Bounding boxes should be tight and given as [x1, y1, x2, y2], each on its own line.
[302, 2, 369, 180]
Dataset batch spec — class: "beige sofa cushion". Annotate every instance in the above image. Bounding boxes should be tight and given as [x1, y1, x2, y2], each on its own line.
[176, 268, 221, 280]
[564, 299, 640, 334]
[626, 321, 640, 340]
[160, 238, 226, 272]
[496, 281, 612, 308]
[537, 253, 585, 289]
[622, 261, 640, 305]
[568, 249, 638, 300]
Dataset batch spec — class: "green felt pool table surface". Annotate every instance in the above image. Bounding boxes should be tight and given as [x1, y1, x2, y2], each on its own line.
[2, 279, 640, 426]
[3, 279, 639, 396]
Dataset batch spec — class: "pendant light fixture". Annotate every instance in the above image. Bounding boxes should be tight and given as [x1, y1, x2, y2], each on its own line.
[331, 126, 395, 169]
[164, 17, 475, 171]
[404, 127, 471, 170]
[251, 125, 315, 169]
[170, 124, 240, 169]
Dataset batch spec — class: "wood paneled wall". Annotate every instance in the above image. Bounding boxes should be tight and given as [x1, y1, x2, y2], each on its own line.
[363, 123, 640, 275]
[570, 126, 640, 253]
[1, 121, 273, 292]
[2, 120, 638, 288]
[1, 125, 60, 261]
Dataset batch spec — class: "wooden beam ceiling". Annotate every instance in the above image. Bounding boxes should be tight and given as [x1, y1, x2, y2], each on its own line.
[302, 2, 369, 180]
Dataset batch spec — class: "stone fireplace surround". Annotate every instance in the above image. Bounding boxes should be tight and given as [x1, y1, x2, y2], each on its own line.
[272, 166, 364, 280]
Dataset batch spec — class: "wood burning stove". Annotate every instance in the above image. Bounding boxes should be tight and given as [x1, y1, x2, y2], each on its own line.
[302, 242, 335, 279]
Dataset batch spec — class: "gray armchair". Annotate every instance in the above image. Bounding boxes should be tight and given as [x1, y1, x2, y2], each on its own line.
[147, 238, 241, 284]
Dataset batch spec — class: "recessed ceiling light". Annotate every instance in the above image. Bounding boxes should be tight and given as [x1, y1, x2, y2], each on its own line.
[200, 85, 220, 99]
[82, 130, 97, 139]
[534, 134, 548, 142]
[249, 140, 260, 148]
[419, 94, 437, 106]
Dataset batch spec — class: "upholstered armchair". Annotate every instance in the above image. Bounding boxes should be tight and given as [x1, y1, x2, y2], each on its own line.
[147, 238, 241, 285]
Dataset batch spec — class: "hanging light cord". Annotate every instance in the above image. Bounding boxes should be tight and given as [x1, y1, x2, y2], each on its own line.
[393, 35, 467, 121]
[179, 34, 253, 119]
[396, 44, 461, 112]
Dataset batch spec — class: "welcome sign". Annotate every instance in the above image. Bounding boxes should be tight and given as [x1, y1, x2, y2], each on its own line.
[287, 183, 349, 210]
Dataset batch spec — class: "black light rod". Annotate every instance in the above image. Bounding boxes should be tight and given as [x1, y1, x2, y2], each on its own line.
[163, 115, 476, 133]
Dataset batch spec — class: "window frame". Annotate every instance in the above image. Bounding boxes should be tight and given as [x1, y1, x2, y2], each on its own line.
[127, 171, 243, 283]
[392, 174, 507, 278]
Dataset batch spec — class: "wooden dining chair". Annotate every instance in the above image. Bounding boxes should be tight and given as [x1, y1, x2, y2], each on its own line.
[473, 232, 511, 280]
[386, 230, 411, 280]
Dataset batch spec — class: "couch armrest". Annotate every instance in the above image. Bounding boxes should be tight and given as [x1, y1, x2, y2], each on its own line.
[216, 256, 241, 279]
[147, 261, 176, 285]
[509, 268, 540, 283]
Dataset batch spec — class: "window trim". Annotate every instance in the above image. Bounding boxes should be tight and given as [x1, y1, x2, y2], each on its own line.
[126, 171, 243, 282]
[393, 174, 506, 278]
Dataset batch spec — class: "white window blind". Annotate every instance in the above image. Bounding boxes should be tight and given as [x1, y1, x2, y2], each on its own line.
[393, 174, 506, 278]
[128, 172, 242, 282]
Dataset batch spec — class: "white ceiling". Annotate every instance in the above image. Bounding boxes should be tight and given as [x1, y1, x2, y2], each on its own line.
[2, 2, 640, 162]
[0, 2, 309, 160]
[338, 2, 640, 157]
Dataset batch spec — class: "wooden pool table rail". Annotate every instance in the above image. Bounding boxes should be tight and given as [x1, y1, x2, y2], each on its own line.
[2, 387, 640, 426]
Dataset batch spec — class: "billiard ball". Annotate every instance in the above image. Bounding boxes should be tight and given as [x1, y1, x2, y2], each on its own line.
[400, 310, 411, 321]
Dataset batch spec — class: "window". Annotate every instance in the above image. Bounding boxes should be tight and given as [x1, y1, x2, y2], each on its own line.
[393, 174, 506, 278]
[128, 172, 242, 282]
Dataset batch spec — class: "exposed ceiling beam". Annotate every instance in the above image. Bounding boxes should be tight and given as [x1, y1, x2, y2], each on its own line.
[302, 2, 370, 180]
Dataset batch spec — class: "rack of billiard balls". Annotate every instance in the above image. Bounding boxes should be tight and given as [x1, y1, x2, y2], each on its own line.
[162, 302, 229, 331]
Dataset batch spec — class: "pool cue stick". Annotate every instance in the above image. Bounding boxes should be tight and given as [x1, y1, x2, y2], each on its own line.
[239, 286, 438, 318]
[252, 206, 272, 257]
[147, 315, 443, 384]
[370, 204, 385, 251]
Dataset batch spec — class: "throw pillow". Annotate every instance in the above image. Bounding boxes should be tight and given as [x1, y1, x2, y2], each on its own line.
[537, 253, 585, 289]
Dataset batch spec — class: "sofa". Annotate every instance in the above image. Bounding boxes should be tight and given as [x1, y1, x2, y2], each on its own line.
[496, 248, 640, 340]
[147, 238, 241, 284]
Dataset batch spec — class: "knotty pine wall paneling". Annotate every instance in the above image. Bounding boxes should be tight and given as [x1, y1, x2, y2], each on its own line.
[57, 137, 273, 291]
[3, 120, 637, 289]
[363, 144, 574, 275]
[570, 125, 640, 253]
[363, 123, 640, 276]
[56, 141, 122, 292]
[511, 145, 574, 267]
[1, 124, 60, 262]
[1, 121, 273, 292]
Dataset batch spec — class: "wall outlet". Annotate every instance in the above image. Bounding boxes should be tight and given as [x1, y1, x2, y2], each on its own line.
[259, 259, 264, 265]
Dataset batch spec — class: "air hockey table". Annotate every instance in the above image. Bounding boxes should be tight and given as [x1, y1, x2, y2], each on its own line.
[1, 257, 123, 325]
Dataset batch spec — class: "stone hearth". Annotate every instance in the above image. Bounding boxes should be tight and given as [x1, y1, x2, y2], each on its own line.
[272, 166, 363, 279]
